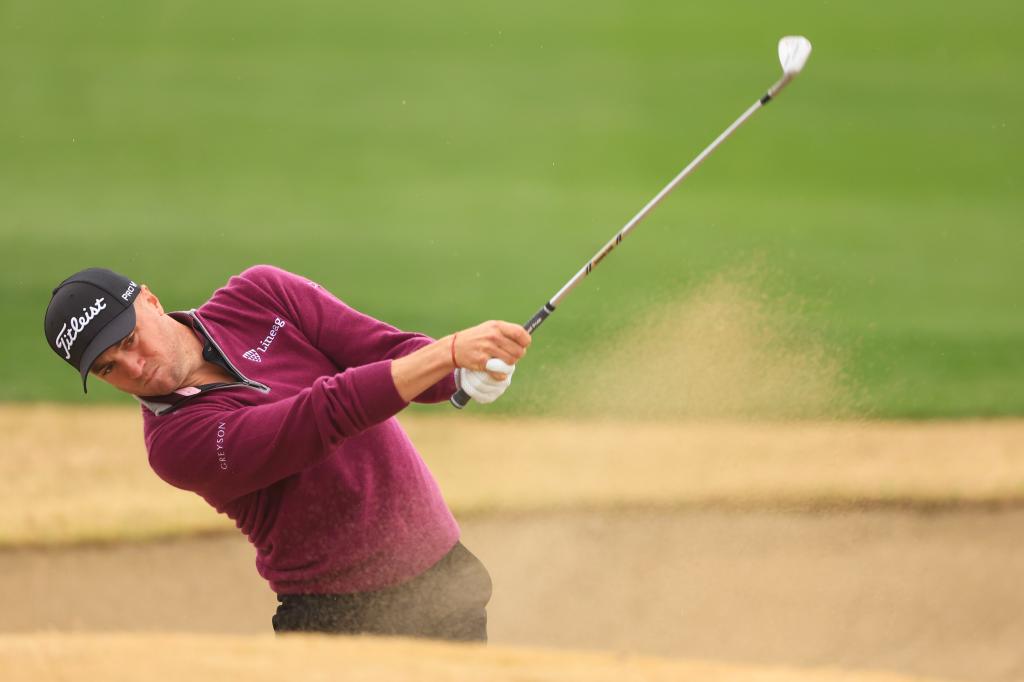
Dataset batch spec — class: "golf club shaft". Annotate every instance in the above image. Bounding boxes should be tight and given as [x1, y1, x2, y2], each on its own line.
[451, 72, 797, 409]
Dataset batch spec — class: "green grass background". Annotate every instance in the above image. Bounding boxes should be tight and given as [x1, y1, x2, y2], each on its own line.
[1, 1, 1021, 416]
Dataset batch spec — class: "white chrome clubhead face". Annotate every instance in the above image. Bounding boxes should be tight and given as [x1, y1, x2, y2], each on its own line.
[778, 36, 812, 75]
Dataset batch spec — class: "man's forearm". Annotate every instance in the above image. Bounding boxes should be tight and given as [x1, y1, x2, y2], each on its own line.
[390, 336, 456, 403]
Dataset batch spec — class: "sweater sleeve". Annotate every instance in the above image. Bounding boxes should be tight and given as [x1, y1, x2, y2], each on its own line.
[234, 265, 456, 404]
[147, 360, 405, 505]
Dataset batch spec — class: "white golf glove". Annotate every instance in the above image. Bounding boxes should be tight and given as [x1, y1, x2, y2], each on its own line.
[455, 358, 516, 405]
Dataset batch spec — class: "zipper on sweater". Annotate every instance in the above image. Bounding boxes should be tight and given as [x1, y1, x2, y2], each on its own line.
[189, 309, 271, 394]
[140, 377, 269, 416]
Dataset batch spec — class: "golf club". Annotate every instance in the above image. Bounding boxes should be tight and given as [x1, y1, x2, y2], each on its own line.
[451, 36, 813, 409]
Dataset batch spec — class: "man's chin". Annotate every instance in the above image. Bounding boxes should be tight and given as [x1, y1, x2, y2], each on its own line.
[137, 378, 180, 398]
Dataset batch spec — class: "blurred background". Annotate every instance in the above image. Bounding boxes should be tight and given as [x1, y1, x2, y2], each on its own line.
[4, 4, 1024, 682]
[2, 0, 1022, 417]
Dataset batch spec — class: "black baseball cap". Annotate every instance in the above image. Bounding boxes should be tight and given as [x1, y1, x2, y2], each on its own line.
[44, 268, 141, 393]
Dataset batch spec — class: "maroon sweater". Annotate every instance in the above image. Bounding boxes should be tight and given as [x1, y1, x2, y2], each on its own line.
[141, 265, 460, 595]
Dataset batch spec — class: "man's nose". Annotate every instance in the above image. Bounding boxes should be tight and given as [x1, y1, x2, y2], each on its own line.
[123, 353, 145, 379]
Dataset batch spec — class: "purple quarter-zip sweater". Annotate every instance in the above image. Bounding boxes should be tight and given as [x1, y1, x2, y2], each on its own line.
[141, 265, 460, 595]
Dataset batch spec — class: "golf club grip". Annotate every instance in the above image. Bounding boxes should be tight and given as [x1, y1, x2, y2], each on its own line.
[450, 387, 472, 409]
[450, 302, 555, 409]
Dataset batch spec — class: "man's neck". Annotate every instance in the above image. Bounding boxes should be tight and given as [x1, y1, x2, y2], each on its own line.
[188, 361, 238, 388]
[174, 315, 237, 388]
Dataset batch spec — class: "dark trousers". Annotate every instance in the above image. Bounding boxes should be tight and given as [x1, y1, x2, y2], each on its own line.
[272, 542, 492, 642]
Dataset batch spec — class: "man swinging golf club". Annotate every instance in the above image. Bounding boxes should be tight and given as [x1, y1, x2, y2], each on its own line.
[42, 33, 811, 643]
[43, 264, 530, 640]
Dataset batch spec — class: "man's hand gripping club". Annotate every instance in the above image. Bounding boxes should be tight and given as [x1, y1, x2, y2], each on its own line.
[451, 321, 531, 404]
[390, 321, 531, 404]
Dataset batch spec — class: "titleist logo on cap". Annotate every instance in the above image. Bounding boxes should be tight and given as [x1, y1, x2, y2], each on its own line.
[55, 297, 107, 360]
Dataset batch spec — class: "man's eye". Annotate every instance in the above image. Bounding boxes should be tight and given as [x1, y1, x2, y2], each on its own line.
[101, 364, 113, 376]
[125, 334, 136, 346]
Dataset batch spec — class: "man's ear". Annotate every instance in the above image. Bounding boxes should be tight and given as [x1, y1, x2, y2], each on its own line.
[139, 285, 165, 315]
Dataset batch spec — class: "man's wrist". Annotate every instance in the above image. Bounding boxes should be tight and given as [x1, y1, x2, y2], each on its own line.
[392, 336, 460, 402]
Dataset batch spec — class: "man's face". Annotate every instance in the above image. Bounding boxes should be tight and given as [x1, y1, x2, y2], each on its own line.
[89, 286, 193, 396]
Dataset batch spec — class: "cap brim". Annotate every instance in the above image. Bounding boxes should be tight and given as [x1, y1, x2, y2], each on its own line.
[78, 305, 137, 393]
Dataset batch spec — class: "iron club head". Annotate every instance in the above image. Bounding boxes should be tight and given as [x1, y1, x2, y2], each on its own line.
[778, 36, 813, 76]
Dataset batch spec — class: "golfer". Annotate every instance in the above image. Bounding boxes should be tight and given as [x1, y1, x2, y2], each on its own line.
[43, 265, 530, 641]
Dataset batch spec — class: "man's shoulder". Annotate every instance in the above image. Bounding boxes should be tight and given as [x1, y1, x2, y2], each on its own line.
[212, 265, 324, 303]
[237, 264, 319, 288]
[199, 265, 291, 312]
[236, 264, 290, 283]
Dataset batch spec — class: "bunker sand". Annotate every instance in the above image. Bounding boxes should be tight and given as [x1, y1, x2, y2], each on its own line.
[2, 510, 1022, 682]
[0, 632, 960, 682]
[2, 406, 1022, 681]
[1, 404, 1023, 546]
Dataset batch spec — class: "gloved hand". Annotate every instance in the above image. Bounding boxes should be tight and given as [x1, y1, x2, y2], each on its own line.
[455, 358, 516, 405]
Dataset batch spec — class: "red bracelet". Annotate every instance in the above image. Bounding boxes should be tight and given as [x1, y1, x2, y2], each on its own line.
[450, 333, 459, 369]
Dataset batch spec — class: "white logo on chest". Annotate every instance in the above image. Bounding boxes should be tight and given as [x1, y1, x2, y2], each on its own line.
[243, 317, 287, 362]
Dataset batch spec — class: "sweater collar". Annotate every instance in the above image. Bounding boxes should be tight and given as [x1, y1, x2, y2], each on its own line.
[136, 310, 240, 416]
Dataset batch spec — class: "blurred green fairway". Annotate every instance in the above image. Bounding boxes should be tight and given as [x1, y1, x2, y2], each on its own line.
[1, 1, 1022, 416]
